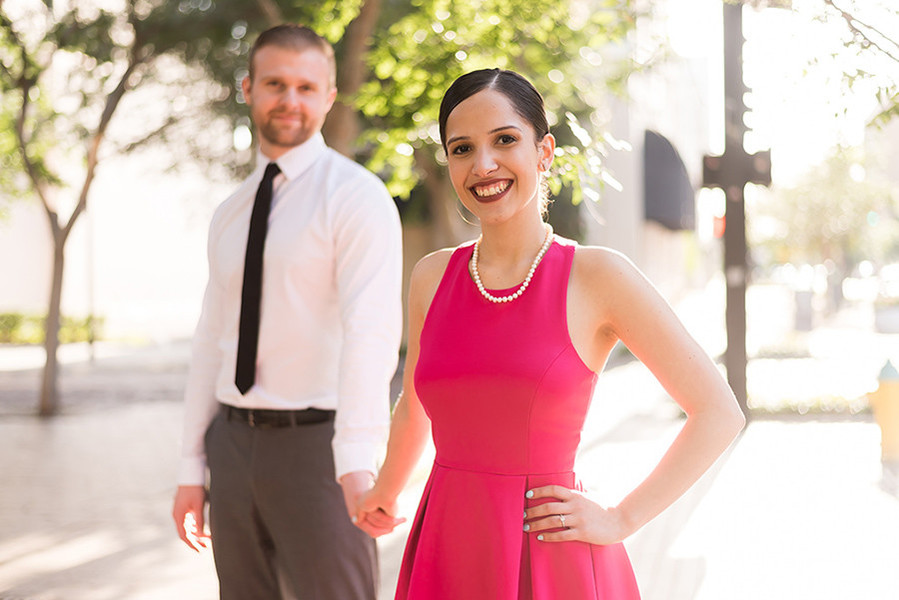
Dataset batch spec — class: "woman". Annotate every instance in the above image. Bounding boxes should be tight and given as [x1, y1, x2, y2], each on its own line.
[356, 69, 745, 599]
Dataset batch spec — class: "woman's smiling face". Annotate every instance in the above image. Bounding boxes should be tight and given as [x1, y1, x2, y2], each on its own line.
[443, 88, 554, 226]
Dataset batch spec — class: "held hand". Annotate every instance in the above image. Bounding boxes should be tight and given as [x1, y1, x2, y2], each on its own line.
[339, 470, 375, 518]
[172, 485, 210, 552]
[523, 485, 631, 546]
[340, 470, 404, 536]
[354, 486, 406, 538]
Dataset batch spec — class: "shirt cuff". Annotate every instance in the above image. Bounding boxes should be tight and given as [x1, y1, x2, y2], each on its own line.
[333, 441, 381, 481]
[176, 456, 208, 487]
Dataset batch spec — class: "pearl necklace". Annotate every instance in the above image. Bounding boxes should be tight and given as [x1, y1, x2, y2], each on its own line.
[471, 224, 554, 304]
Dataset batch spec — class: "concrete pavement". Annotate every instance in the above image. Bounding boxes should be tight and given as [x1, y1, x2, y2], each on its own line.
[1, 300, 898, 598]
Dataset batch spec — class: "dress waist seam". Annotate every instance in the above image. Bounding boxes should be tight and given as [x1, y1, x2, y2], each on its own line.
[433, 459, 574, 477]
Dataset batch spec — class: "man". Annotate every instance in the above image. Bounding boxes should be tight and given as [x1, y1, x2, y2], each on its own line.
[172, 24, 402, 600]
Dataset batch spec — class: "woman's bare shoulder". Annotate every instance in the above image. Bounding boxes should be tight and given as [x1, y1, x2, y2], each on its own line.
[408, 245, 468, 309]
[411, 248, 456, 287]
[571, 244, 639, 282]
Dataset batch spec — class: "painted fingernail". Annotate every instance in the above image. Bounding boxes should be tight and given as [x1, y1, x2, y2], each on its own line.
[525, 490, 534, 498]
[537, 534, 544, 541]
[523, 524, 530, 532]
[523, 511, 528, 519]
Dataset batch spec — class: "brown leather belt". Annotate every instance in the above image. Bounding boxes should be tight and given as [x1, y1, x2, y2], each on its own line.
[221, 404, 335, 428]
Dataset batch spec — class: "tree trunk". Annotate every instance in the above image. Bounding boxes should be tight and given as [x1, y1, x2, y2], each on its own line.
[322, 0, 382, 156]
[32, 55, 138, 417]
[39, 231, 65, 417]
[416, 151, 474, 247]
[255, 0, 283, 26]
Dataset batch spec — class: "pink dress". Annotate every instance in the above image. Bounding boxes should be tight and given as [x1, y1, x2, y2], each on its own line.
[397, 237, 641, 599]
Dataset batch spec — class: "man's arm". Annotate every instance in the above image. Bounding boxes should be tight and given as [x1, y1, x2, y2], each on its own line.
[172, 216, 227, 548]
[332, 172, 404, 511]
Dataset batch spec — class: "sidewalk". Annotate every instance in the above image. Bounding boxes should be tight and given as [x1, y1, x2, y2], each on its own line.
[1, 326, 898, 598]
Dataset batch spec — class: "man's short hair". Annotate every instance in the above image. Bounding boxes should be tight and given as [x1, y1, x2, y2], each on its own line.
[248, 24, 336, 88]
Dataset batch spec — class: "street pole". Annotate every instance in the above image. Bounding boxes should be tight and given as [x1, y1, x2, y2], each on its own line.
[702, 1, 773, 419]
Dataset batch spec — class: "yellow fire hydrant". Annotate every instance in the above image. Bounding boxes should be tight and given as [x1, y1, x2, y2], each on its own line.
[870, 360, 899, 464]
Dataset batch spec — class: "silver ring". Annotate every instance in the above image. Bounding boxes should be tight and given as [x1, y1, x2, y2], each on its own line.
[559, 514, 566, 528]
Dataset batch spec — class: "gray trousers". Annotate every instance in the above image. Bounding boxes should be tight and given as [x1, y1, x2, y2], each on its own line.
[205, 409, 378, 600]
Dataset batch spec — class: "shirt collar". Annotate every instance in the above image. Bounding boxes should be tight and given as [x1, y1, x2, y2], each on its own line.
[256, 132, 327, 181]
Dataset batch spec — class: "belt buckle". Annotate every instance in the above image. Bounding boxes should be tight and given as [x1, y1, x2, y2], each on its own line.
[248, 409, 256, 427]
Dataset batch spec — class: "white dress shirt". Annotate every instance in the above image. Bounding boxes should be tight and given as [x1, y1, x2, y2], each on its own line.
[177, 133, 402, 485]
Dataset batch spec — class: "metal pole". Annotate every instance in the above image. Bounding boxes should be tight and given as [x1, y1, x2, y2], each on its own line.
[724, 184, 748, 415]
[723, 2, 749, 415]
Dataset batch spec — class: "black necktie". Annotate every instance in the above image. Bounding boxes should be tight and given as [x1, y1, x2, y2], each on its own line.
[235, 162, 281, 394]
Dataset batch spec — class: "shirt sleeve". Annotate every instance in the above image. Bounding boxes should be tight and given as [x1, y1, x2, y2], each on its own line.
[331, 172, 403, 480]
[176, 215, 227, 486]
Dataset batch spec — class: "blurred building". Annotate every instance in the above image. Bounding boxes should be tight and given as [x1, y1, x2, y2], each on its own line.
[582, 0, 724, 304]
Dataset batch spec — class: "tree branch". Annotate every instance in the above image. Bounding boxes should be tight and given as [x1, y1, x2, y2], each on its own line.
[0, 9, 28, 70]
[113, 114, 181, 154]
[15, 79, 58, 232]
[2, 13, 57, 229]
[825, 0, 899, 65]
[63, 50, 147, 241]
[0, 55, 14, 83]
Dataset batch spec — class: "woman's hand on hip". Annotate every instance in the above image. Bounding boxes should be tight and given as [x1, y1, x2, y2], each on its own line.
[523, 484, 632, 546]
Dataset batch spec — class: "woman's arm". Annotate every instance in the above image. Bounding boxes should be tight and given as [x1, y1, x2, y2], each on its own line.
[354, 250, 452, 537]
[526, 247, 745, 544]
